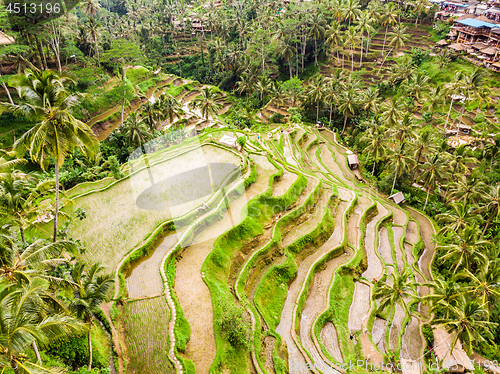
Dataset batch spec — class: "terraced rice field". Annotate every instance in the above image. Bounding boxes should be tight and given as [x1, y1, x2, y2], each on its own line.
[67, 123, 436, 373]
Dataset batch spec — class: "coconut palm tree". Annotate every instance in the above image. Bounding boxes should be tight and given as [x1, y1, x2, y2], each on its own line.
[141, 101, 159, 132]
[477, 184, 500, 237]
[387, 141, 412, 195]
[378, 24, 408, 75]
[424, 85, 446, 119]
[0, 278, 84, 374]
[432, 296, 496, 356]
[189, 87, 223, 121]
[344, 26, 358, 71]
[155, 93, 183, 127]
[459, 261, 500, 310]
[360, 121, 386, 175]
[279, 38, 296, 79]
[9, 69, 98, 243]
[356, 11, 374, 67]
[0, 172, 53, 244]
[437, 225, 490, 272]
[307, 13, 326, 66]
[380, 96, 403, 127]
[379, 3, 398, 58]
[424, 276, 463, 318]
[458, 67, 487, 131]
[449, 144, 478, 177]
[373, 268, 418, 318]
[436, 202, 481, 235]
[255, 75, 272, 102]
[412, 128, 437, 165]
[418, 154, 450, 211]
[122, 112, 151, 148]
[392, 112, 418, 143]
[444, 71, 465, 131]
[69, 262, 114, 372]
[305, 74, 326, 123]
[86, 18, 102, 67]
[325, 20, 343, 64]
[341, 0, 361, 28]
[337, 82, 360, 135]
[413, 0, 428, 27]
[445, 173, 486, 204]
[403, 71, 430, 103]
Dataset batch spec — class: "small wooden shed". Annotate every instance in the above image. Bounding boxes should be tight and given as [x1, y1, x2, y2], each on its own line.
[347, 154, 359, 169]
[388, 191, 406, 205]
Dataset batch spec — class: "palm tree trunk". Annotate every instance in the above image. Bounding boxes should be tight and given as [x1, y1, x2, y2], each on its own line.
[377, 47, 394, 75]
[351, 47, 354, 71]
[444, 98, 455, 132]
[95, 39, 100, 67]
[391, 167, 398, 195]
[423, 188, 430, 211]
[482, 214, 493, 237]
[341, 114, 348, 134]
[359, 37, 364, 68]
[0, 72, 13, 104]
[33, 341, 42, 364]
[329, 102, 333, 126]
[372, 159, 376, 175]
[289, 61, 292, 80]
[88, 328, 93, 371]
[314, 36, 318, 66]
[20, 226, 25, 245]
[53, 160, 59, 243]
[415, 14, 419, 27]
[316, 102, 320, 123]
[381, 25, 389, 58]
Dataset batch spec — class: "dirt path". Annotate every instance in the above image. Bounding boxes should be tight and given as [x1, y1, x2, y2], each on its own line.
[126, 232, 180, 298]
[362, 203, 389, 281]
[101, 302, 124, 374]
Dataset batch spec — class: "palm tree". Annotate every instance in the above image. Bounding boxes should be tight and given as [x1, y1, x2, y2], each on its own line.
[392, 112, 417, 143]
[279, 38, 296, 79]
[418, 154, 450, 211]
[380, 96, 403, 127]
[0, 172, 53, 244]
[255, 75, 271, 102]
[122, 112, 151, 148]
[458, 67, 487, 131]
[459, 262, 500, 310]
[436, 202, 481, 235]
[449, 144, 478, 176]
[379, 3, 398, 58]
[360, 121, 386, 175]
[446, 174, 486, 204]
[412, 128, 437, 165]
[373, 268, 418, 318]
[387, 141, 412, 195]
[444, 71, 465, 131]
[432, 297, 496, 356]
[344, 26, 358, 71]
[341, 0, 361, 28]
[9, 69, 98, 243]
[337, 84, 359, 135]
[437, 225, 490, 272]
[356, 11, 374, 67]
[424, 276, 462, 318]
[189, 87, 223, 121]
[69, 263, 114, 372]
[413, 0, 428, 27]
[325, 20, 343, 64]
[477, 184, 500, 237]
[378, 24, 408, 75]
[403, 71, 430, 104]
[141, 101, 159, 132]
[307, 13, 326, 66]
[86, 18, 102, 67]
[82, 0, 101, 17]
[424, 85, 445, 119]
[0, 278, 84, 374]
[305, 74, 326, 123]
[155, 93, 183, 127]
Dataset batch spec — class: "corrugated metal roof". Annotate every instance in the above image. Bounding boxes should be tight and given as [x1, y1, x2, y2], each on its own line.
[456, 18, 500, 28]
[389, 191, 405, 204]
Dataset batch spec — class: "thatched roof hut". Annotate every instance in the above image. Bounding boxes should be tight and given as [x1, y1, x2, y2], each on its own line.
[433, 327, 474, 372]
[448, 43, 465, 51]
[436, 39, 449, 46]
[482, 47, 498, 55]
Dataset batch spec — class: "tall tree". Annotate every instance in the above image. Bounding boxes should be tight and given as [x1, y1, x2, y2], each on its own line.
[8, 70, 97, 243]
[69, 263, 114, 372]
[189, 87, 223, 120]
[418, 154, 450, 211]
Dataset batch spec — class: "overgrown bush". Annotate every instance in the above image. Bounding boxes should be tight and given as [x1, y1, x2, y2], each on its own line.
[216, 298, 251, 349]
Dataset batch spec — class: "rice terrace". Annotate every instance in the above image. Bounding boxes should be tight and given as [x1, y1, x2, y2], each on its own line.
[2, 0, 500, 372]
